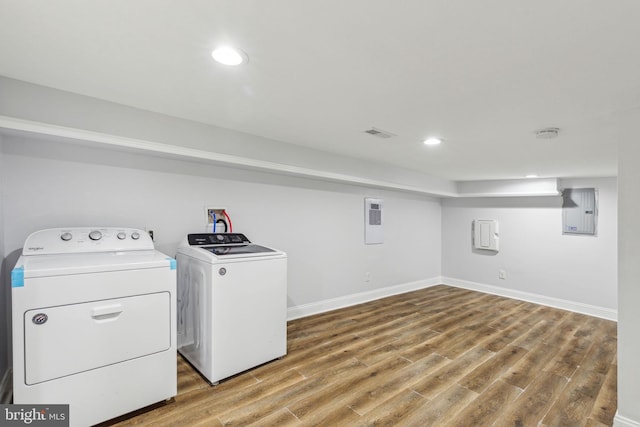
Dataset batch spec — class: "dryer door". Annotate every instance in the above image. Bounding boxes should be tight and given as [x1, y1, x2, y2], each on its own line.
[23, 292, 171, 385]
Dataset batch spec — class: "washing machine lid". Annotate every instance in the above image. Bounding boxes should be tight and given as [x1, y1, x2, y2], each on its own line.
[201, 244, 277, 257]
[16, 250, 175, 279]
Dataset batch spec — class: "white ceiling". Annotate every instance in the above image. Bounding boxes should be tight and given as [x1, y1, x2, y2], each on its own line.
[1, 1, 638, 181]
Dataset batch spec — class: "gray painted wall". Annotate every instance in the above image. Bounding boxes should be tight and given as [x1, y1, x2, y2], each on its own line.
[442, 177, 617, 312]
[0, 135, 7, 391]
[615, 111, 639, 426]
[1, 135, 443, 310]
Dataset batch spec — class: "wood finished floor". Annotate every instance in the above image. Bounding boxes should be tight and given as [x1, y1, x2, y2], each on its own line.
[110, 285, 617, 427]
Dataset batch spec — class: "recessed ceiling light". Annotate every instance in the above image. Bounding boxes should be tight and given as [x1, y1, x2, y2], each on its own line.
[423, 137, 442, 146]
[525, 174, 539, 178]
[211, 46, 248, 66]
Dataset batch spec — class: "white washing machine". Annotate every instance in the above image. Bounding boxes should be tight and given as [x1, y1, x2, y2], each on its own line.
[176, 233, 287, 384]
[11, 227, 177, 427]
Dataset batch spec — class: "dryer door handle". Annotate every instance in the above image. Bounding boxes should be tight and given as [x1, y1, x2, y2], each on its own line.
[91, 304, 124, 321]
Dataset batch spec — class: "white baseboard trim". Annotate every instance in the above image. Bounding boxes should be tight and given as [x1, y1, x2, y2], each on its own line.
[287, 277, 441, 321]
[614, 412, 640, 427]
[0, 368, 12, 404]
[441, 276, 617, 321]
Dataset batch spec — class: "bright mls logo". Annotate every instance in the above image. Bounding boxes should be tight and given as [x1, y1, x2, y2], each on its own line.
[1, 404, 68, 426]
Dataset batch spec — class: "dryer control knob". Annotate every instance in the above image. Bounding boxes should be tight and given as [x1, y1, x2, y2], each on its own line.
[88, 230, 103, 241]
[60, 232, 73, 241]
[131, 232, 140, 240]
[117, 232, 126, 240]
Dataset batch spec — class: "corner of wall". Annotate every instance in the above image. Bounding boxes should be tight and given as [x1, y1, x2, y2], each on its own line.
[441, 276, 617, 321]
[0, 135, 9, 401]
[614, 411, 640, 427]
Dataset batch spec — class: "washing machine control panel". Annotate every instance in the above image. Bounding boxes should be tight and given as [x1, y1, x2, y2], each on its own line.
[22, 227, 155, 255]
[187, 233, 250, 246]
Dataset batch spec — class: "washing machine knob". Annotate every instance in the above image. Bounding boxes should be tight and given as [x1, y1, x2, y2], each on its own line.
[60, 232, 73, 241]
[88, 230, 103, 241]
[117, 232, 126, 240]
[131, 232, 140, 240]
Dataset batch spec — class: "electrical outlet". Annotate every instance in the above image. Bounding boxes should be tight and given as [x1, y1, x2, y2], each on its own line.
[499, 269, 507, 280]
[144, 227, 155, 241]
[365, 272, 371, 283]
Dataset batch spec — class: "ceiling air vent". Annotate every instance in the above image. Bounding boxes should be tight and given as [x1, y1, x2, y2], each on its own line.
[364, 127, 396, 139]
[535, 127, 560, 139]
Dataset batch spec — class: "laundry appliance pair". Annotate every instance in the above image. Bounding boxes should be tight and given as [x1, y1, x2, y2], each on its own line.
[11, 227, 287, 426]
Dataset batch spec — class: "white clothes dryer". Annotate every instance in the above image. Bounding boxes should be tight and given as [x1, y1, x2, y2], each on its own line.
[11, 227, 177, 427]
[176, 233, 287, 385]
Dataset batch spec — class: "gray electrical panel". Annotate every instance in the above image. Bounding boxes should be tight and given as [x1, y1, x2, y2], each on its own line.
[562, 188, 597, 235]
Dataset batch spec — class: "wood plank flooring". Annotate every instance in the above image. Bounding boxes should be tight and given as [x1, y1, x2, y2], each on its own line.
[108, 285, 617, 426]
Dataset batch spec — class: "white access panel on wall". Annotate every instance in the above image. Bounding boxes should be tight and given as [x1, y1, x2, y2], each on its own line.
[473, 220, 499, 252]
[365, 198, 383, 244]
[563, 188, 598, 235]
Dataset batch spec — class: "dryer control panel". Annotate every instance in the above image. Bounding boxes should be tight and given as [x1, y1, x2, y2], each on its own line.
[187, 233, 250, 246]
[22, 227, 155, 255]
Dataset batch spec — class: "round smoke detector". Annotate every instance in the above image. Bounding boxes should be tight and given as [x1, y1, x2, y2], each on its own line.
[535, 127, 560, 139]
